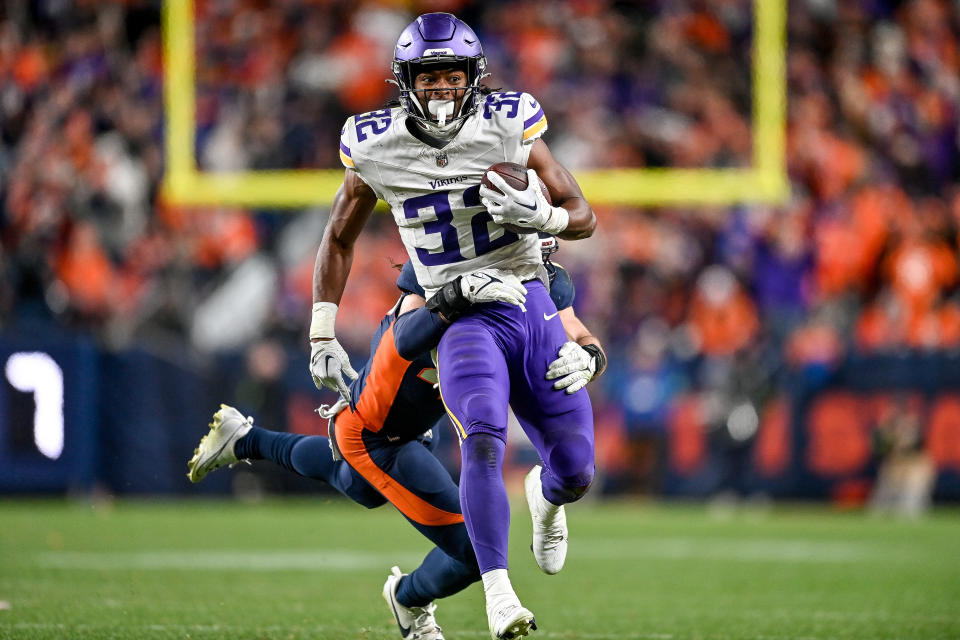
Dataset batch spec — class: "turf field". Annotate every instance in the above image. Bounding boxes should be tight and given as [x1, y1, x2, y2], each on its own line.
[0, 498, 958, 640]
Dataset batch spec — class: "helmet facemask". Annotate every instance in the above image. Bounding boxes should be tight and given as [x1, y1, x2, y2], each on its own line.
[391, 55, 487, 137]
[539, 233, 559, 264]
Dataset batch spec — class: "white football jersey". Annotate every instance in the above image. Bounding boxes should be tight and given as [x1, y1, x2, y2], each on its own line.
[339, 91, 549, 297]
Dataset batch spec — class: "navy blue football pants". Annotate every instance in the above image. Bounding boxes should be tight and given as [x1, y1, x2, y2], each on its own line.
[235, 424, 480, 607]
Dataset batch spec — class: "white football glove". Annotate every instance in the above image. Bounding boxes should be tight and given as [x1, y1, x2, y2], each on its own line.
[479, 168, 569, 235]
[310, 339, 359, 401]
[427, 269, 528, 320]
[546, 341, 596, 394]
[308, 302, 358, 401]
[460, 269, 527, 308]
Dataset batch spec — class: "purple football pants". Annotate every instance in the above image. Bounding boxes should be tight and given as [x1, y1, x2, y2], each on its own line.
[437, 280, 595, 573]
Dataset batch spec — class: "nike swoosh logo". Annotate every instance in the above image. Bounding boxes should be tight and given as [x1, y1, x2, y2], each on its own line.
[543, 311, 559, 321]
[323, 355, 337, 370]
[516, 198, 538, 211]
[474, 278, 499, 295]
[389, 596, 412, 637]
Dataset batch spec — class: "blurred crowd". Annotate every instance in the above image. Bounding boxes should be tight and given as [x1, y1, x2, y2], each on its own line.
[1, 0, 959, 491]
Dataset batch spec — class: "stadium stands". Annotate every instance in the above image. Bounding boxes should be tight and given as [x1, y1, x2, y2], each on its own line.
[2, 0, 959, 499]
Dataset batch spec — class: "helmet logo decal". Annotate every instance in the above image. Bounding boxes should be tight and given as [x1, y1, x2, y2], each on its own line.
[423, 48, 455, 56]
[435, 152, 448, 167]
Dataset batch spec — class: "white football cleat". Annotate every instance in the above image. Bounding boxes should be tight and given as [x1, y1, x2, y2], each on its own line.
[382, 566, 444, 640]
[487, 600, 537, 640]
[186, 404, 253, 483]
[524, 465, 568, 574]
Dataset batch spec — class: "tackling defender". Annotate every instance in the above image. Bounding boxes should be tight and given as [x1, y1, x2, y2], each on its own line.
[309, 13, 598, 639]
[189, 241, 606, 640]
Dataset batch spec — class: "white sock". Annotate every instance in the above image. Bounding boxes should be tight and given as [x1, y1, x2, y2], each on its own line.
[481, 569, 518, 605]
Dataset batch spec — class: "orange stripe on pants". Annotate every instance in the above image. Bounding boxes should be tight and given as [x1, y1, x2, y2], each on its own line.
[355, 325, 408, 432]
[334, 409, 464, 527]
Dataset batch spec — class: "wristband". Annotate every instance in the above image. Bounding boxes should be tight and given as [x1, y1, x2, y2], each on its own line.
[539, 206, 569, 235]
[309, 302, 338, 340]
[582, 343, 606, 378]
[425, 277, 471, 321]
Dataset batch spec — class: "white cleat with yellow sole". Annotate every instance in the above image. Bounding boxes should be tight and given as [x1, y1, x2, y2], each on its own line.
[186, 404, 253, 483]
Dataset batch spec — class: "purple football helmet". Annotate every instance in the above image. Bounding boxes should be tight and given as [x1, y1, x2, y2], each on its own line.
[391, 13, 487, 132]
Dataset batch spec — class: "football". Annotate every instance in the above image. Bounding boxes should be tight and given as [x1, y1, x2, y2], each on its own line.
[481, 161, 552, 234]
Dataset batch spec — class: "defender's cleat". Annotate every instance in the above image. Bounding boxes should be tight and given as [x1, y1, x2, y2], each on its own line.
[487, 601, 536, 640]
[382, 566, 444, 640]
[524, 465, 568, 574]
[186, 404, 253, 483]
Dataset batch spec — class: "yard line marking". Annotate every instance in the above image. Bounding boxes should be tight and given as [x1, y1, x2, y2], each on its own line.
[32, 549, 424, 571]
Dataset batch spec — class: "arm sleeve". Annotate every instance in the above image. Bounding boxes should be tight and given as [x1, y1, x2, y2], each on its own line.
[392, 305, 449, 361]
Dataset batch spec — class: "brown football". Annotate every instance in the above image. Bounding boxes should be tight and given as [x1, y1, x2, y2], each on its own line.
[480, 161, 552, 234]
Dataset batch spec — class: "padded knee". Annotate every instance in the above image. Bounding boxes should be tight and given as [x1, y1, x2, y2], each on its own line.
[547, 470, 594, 504]
[543, 432, 595, 504]
[461, 433, 504, 472]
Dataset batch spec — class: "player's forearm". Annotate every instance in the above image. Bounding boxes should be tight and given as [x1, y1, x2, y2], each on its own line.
[559, 308, 607, 379]
[577, 336, 607, 379]
[574, 334, 600, 351]
[554, 196, 596, 240]
[527, 139, 596, 240]
[312, 238, 353, 305]
[393, 306, 448, 360]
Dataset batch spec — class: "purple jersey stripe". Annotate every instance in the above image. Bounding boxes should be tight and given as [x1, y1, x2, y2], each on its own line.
[523, 107, 545, 130]
[339, 141, 352, 158]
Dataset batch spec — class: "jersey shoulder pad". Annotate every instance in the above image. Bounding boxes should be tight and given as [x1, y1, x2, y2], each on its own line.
[547, 262, 575, 310]
[479, 91, 547, 143]
[338, 119, 356, 169]
[519, 92, 548, 143]
[339, 107, 402, 167]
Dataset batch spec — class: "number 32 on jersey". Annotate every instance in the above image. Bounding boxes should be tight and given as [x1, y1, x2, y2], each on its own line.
[402, 185, 519, 266]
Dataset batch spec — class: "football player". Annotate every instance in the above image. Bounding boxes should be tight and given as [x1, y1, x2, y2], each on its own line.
[309, 13, 598, 639]
[189, 242, 606, 640]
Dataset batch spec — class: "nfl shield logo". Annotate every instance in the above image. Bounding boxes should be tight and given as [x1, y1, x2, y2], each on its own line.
[436, 152, 448, 167]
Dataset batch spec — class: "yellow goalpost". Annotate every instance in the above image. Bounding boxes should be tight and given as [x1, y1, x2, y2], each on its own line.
[162, 0, 788, 208]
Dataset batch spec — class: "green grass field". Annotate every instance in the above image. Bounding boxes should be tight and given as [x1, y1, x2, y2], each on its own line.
[1, 498, 958, 639]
